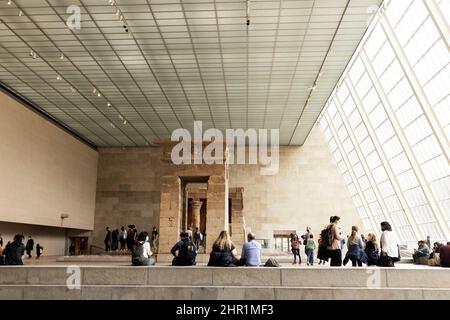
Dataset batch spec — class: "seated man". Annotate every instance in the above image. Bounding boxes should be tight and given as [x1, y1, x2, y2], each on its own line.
[240, 233, 262, 267]
[171, 231, 197, 266]
[440, 242, 450, 268]
[413, 240, 430, 264]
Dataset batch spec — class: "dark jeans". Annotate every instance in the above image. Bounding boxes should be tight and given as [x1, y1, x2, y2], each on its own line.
[343, 256, 362, 267]
[328, 249, 342, 267]
[292, 249, 301, 263]
[120, 239, 126, 250]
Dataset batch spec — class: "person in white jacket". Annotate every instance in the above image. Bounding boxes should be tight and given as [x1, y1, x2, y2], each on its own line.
[380, 221, 400, 265]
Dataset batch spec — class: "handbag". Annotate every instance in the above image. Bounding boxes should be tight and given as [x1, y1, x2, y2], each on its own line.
[378, 251, 394, 267]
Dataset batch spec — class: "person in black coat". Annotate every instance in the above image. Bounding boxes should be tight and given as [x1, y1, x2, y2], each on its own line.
[25, 236, 34, 258]
[36, 244, 43, 259]
[208, 230, 239, 267]
[5, 235, 25, 265]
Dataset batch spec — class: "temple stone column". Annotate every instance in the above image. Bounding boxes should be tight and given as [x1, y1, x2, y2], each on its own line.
[191, 200, 203, 230]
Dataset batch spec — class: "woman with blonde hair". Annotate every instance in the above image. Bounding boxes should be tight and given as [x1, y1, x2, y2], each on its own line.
[207, 230, 239, 267]
[365, 233, 380, 266]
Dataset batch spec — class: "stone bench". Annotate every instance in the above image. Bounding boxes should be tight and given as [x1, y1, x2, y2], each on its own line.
[1, 266, 449, 289]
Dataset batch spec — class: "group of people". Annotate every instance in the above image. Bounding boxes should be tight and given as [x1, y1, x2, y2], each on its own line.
[412, 239, 450, 267]
[291, 217, 450, 268]
[104, 225, 159, 253]
[130, 229, 262, 267]
[0, 234, 43, 265]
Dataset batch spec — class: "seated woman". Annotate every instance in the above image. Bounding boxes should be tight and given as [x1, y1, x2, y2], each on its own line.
[131, 232, 156, 266]
[343, 226, 366, 267]
[364, 233, 380, 266]
[207, 230, 239, 267]
[428, 242, 442, 267]
[171, 231, 197, 266]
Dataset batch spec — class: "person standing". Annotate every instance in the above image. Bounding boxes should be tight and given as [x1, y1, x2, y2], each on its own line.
[0, 233, 3, 247]
[120, 226, 127, 251]
[305, 234, 316, 266]
[379, 221, 400, 267]
[193, 227, 202, 252]
[36, 243, 43, 259]
[69, 240, 75, 256]
[290, 234, 301, 264]
[104, 227, 112, 252]
[25, 236, 34, 258]
[151, 226, 159, 252]
[111, 229, 119, 251]
[326, 216, 343, 267]
[79, 238, 86, 255]
[343, 226, 365, 267]
[301, 227, 313, 254]
[202, 228, 207, 253]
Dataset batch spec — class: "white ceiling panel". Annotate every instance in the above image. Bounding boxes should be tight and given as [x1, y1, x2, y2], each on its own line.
[0, 0, 382, 147]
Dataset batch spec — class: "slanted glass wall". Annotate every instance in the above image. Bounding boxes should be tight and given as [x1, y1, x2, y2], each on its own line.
[319, 0, 449, 247]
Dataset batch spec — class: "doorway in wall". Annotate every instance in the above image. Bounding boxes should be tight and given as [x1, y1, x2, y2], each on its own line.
[68, 237, 88, 255]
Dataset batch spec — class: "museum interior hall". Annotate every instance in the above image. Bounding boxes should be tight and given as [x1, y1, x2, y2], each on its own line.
[0, 0, 449, 300]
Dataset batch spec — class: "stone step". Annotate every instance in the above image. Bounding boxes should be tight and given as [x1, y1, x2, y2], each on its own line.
[0, 284, 449, 300]
[1, 266, 449, 290]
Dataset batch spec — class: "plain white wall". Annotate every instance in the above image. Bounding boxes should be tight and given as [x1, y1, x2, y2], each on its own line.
[0, 221, 66, 256]
[0, 89, 98, 231]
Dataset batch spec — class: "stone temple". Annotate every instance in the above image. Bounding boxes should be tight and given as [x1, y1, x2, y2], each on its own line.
[0, 0, 449, 300]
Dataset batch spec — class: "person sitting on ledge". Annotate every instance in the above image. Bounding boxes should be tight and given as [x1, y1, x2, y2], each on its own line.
[171, 231, 197, 266]
[439, 242, 450, 268]
[413, 240, 430, 264]
[208, 230, 239, 267]
[4, 234, 25, 265]
[131, 232, 155, 266]
[240, 232, 262, 267]
[364, 233, 380, 266]
[428, 242, 443, 267]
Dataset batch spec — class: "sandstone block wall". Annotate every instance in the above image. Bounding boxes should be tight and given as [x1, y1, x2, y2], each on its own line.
[92, 147, 162, 247]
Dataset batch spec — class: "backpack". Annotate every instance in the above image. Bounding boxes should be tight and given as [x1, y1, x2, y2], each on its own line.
[180, 239, 197, 262]
[321, 227, 333, 247]
[264, 258, 280, 267]
[132, 242, 145, 264]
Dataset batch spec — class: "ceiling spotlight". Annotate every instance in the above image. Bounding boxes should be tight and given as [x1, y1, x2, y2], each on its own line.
[8, 0, 12, 5]
[107, 102, 111, 107]
[110, 122, 116, 129]
[97, 92, 101, 97]
[93, 88, 97, 94]
[60, 53, 64, 60]
[123, 120, 127, 125]
[116, 9, 120, 16]
[29, 50, 34, 57]
[56, 75, 62, 80]
[70, 86, 76, 93]
[119, 115, 124, 120]
[18, 10, 23, 17]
